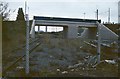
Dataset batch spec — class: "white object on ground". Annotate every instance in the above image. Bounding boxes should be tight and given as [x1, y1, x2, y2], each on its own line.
[57, 69, 60, 72]
[16, 66, 24, 69]
[62, 71, 68, 74]
[105, 60, 116, 64]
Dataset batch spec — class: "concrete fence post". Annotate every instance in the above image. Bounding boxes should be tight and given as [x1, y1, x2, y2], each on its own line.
[96, 21, 101, 64]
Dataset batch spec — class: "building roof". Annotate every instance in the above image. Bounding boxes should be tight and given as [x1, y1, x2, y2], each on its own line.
[34, 16, 101, 23]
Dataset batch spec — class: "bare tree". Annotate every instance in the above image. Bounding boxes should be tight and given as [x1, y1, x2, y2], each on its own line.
[0, 2, 11, 21]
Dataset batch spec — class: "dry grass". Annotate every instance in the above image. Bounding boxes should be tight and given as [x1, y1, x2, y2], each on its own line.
[2, 22, 118, 77]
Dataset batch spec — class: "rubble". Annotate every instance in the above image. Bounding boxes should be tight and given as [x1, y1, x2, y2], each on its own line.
[61, 71, 68, 74]
[104, 60, 116, 64]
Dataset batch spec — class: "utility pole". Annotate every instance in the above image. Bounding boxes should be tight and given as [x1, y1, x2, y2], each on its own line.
[25, 1, 26, 17]
[83, 12, 86, 19]
[96, 9, 98, 20]
[25, 1, 30, 74]
[119, 1, 120, 23]
[108, 8, 110, 23]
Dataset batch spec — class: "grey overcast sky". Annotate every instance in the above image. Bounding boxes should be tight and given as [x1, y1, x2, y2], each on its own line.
[2, 0, 120, 23]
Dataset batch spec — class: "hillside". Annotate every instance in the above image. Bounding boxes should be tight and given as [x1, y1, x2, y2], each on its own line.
[104, 24, 119, 35]
[2, 21, 26, 56]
